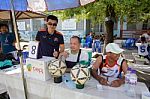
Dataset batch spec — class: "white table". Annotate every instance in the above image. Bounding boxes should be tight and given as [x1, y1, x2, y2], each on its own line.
[0, 69, 7, 94]
[128, 63, 150, 72]
[0, 67, 149, 99]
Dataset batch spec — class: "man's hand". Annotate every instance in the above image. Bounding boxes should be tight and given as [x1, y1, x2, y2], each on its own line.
[98, 77, 109, 86]
[53, 51, 59, 58]
[110, 79, 123, 87]
[59, 51, 69, 59]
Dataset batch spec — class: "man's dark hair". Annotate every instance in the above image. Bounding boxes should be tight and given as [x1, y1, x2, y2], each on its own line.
[71, 36, 81, 44]
[0, 24, 9, 29]
[47, 15, 58, 23]
[141, 36, 146, 42]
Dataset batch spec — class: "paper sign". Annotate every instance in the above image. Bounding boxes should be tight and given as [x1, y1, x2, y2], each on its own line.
[28, 41, 39, 59]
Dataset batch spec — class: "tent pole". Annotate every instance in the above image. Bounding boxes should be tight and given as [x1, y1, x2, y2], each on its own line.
[10, 11, 15, 33]
[10, 0, 28, 99]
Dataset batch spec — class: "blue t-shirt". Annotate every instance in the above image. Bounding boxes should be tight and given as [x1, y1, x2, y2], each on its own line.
[0, 33, 16, 54]
[85, 35, 93, 48]
[36, 30, 64, 57]
[85, 35, 92, 43]
[94, 40, 101, 48]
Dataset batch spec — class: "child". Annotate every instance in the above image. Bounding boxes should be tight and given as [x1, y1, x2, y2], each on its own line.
[136, 36, 150, 60]
[92, 35, 101, 53]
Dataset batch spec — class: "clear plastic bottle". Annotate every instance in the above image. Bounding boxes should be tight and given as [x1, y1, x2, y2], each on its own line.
[126, 69, 137, 97]
[125, 67, 131, 91]
[129, 70, 137, 85]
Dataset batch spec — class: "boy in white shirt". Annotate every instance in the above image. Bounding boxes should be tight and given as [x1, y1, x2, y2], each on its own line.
[136, 36, 150, 60]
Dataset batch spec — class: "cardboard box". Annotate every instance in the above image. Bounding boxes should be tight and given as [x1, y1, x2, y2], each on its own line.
[26, 57, 55, 81]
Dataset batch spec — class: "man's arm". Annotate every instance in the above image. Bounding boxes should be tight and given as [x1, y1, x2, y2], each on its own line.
[91, 56, 102, 80]
[121, 60, 128, 84]
[122, 60, 128, 75]
[59, 34, 65, 53]
[59, 44, 65, 52]
[53, 33, 65, 58]
[53, 44, 65, 58]
[91, 56, 108, 85]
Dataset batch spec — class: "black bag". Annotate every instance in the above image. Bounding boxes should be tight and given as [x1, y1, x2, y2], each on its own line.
[0, 53, 19, 69]
[0, 53, 16, 61]
[0, 53, 6, 61]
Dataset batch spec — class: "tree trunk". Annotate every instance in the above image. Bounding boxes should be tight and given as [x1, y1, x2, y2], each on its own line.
[142, 19, 148, 30]
[120, 17, 124, 39]
[105, 20, 114, 44]
[103, 5, 115, 54]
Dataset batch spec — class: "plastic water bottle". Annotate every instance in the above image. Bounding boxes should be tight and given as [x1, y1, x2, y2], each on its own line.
[125, 68, 132, 84]
[125, 69, 137, 97]
[23, 51, 29, 64]
[125, 67, 131, 91]
[129, 70, 137, 85]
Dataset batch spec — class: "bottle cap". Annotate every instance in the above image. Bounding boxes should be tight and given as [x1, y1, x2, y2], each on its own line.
[131, 70, 136, 74]
[127, 67, 132, 71]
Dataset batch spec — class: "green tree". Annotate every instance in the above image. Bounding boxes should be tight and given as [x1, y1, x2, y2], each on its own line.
[45, 0, 150, 48]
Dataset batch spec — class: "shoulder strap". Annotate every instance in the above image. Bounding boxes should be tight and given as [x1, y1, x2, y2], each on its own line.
[100, 55, 106, 67]
[118, 59, 125, 78]
[77, 49, 81, 63]
[99, 55, 105, 74]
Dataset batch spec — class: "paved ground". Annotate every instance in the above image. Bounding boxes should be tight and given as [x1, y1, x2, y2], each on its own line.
[122, 49, 137, 61]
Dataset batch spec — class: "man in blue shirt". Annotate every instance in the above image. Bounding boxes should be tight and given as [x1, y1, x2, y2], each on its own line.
[0, 24, 16, 54]
[85, 32, 93, 48]
[36, 15, 65, 58]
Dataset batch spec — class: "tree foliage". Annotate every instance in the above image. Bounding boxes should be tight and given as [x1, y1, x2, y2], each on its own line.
[45, 0, 150, 23]
[44, 0, 150, 52]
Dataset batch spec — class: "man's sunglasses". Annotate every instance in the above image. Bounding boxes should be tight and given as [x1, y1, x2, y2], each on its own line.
[47, 22, 57, 26]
